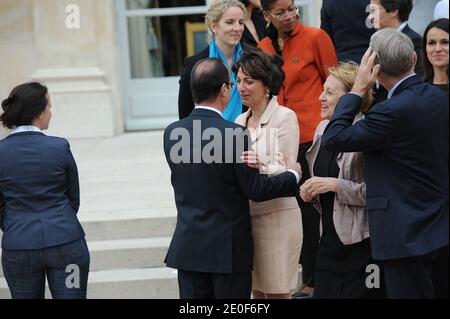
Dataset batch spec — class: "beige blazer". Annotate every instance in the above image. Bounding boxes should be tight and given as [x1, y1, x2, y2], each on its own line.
[305, 114, 369, 245]
[236, 98, 300, 216]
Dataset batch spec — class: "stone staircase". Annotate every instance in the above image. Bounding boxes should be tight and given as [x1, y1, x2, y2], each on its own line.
[0, 131, 303, 299]
[0, 131, 180, 299]
[0, 211, 179, 299]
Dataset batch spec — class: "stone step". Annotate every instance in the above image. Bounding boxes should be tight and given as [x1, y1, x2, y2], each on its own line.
[0, 267, 179, 299]
[0, 211, 176, 250]
[1, 267, 303, 299]
[0, 237, 172, 277]
[78, 210, 176, 241]
[87, 237, 171, 271]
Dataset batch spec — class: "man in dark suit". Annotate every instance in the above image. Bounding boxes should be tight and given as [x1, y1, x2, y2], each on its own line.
[164, 58, 301, 299]
[321, 0, 376, 64]
[369, 0, 423, 105]
[322, 29, 449, 298]
[369, 0, 423, 75]
[368, 0, 424, 104]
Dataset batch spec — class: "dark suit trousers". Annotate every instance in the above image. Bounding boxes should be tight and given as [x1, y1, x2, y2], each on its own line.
[382, 248, 442, 299]
[296, 142, 321, 288]
[432, 246, 449, 299]
[178, 270, 252, 299]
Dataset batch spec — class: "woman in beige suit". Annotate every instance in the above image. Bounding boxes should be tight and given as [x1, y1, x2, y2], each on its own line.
[235, 47, 302, 299]
[300, 62, 385, 298]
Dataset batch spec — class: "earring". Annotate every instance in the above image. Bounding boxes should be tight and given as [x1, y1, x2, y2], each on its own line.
[266, 21, 271, 29]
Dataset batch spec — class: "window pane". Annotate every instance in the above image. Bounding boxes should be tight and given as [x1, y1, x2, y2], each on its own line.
[298, 5, 310, 25]
[127, 15, 208, 79]
[126, 0, 206, 10]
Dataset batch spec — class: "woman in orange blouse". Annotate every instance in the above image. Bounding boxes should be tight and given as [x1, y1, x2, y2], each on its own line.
[259, 0, 338, 298]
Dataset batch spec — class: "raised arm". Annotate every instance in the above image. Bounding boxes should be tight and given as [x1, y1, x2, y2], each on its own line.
[322, 47, 395, 152]
[322, 93, 396, 153]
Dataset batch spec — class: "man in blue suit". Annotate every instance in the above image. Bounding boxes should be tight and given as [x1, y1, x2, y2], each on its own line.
[322, 29, 448, 298]
[368, 0, 424, 105]
[321, 0, 375, 64]
[163, 58, 301, 299]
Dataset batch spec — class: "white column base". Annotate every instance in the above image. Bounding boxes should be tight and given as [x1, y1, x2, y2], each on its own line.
[31, 67, 115, 138]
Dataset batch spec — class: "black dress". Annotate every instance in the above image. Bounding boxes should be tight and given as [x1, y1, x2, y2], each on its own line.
[312, 143, 385, 299]
[178, 47, 210, 119]
[433, 83, 449, 95]
[240, 9, 267, 48]
[431, 82, 449, 299]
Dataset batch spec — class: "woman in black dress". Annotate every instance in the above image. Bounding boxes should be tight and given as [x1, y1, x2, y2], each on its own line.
[422, 18, 449, 95]
[422, 18, 449, 298]
[239, 0, 267, 47]
[301, 62, 386, 299]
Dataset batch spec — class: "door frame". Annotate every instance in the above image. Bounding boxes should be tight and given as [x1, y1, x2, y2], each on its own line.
[115, 0, 318, 131]
[115, 0, 210, 131]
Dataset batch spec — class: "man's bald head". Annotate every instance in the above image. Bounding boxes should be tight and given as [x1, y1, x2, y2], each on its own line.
[191, 58, 230, 104]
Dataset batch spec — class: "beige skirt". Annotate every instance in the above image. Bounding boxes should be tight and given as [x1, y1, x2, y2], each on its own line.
[251, 208, 303, 294]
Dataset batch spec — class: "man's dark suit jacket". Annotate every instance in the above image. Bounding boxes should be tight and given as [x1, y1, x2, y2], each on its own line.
[163, 108, 298, 273]
[0, 132, 85, 250]
[178, 48, 209, 120]
[321, 0, 375, 64]
[402, 24, 423, 77]
[322, 76, 449, 260]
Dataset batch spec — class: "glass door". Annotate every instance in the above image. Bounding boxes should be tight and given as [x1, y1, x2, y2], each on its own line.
[116, 0, 318, 131]
[116, 0, 210, 130]
[296, 0, 319, 27]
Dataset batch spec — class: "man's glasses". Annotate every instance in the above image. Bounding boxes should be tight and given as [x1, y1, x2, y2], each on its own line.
[226, 82, 236, 89]
[267, 6, 299, 21]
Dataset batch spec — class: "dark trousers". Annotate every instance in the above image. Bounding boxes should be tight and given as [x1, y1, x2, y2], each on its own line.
[178, 270, 252, 299]
[382, 247, 442, 299]
[1, 238, 90, 299]
[432, 246, 449, 299]
[296, 142, 321, 287]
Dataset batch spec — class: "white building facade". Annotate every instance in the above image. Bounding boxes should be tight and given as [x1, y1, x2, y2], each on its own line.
[1, 0, 436, 139]
[0, 0, 322, 139]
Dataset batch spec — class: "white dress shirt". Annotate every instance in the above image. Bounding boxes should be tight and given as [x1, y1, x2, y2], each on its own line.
[194, 106, 223, 117]
[9, 125, 43, 135]
[387, 73, 416, 99]
[397, 22, 407, 32]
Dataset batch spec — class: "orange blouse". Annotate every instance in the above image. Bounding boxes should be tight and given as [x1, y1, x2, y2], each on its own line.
[258, 22, 338, 144]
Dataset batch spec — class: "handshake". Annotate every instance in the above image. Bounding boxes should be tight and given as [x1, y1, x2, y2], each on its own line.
[241, 150, 338, 202]
[241, 150, 302, 177]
